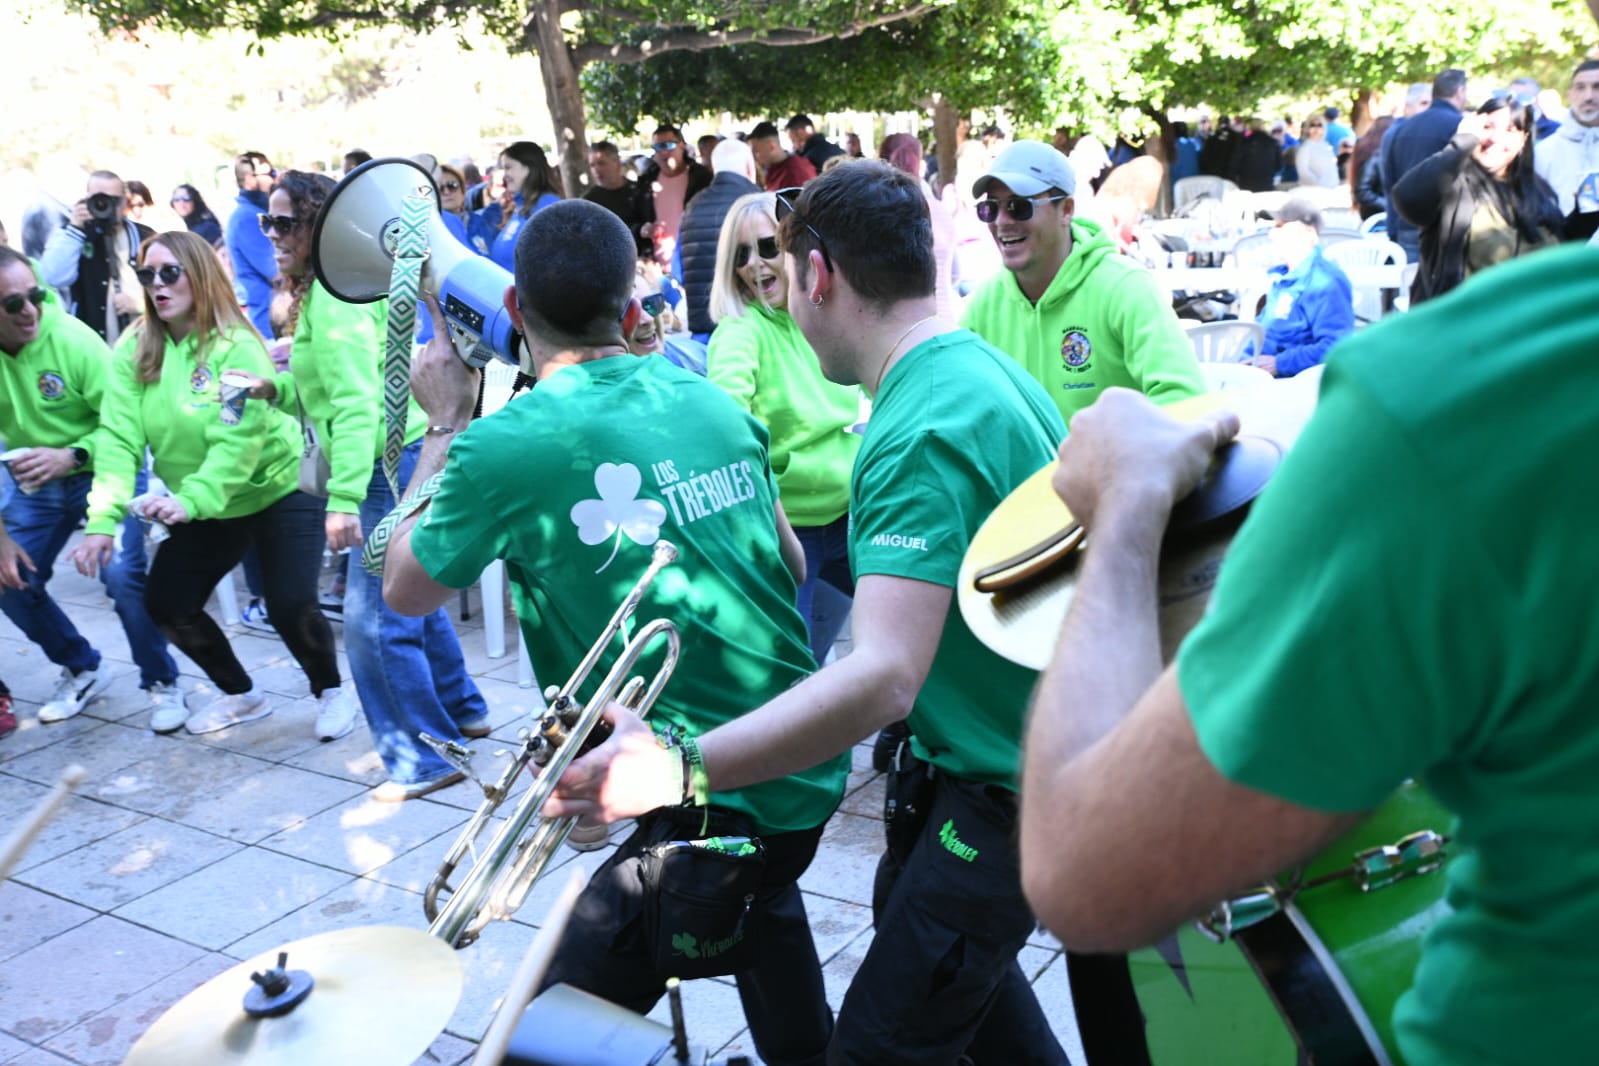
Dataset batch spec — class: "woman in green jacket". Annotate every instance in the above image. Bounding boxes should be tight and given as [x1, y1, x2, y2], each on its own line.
[70, 231, 351, 736]
[706, 192, 861, 664]
[263, 171, 487, 800]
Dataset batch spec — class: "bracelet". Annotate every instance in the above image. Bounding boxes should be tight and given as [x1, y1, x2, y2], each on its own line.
[425, 425, 458, 436]
[680, 736, 710, 808]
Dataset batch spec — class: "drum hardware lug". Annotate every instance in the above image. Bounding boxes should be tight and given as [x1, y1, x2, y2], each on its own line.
[1353, 829, 1448, 892]
[1197, 888, 1281, 943]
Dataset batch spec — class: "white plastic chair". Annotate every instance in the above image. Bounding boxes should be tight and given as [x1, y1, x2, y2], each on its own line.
[1174, 176, 1238, 214]
[1359, 212, 1387, 236]
[1321, 207, 1362, 232]
[1228, 232, 1277, 272]
[1325, 239, 1407, 323]
[1183, 320, 1266, 363]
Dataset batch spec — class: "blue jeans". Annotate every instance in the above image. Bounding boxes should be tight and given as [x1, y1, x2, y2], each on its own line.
[0, 471, 177, 689]
[794, 514, 854, 666]
[345, 442, 489, 786]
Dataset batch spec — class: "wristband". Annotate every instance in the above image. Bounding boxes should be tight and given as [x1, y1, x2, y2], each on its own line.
[680, 736, 710, 808]
[425, 425, 458, 436]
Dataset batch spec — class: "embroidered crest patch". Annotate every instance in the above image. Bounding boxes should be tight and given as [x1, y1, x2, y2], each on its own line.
[1060, 329, 1092, 373]
[190, 366, 213, 392]
[37, 372, 66, 400]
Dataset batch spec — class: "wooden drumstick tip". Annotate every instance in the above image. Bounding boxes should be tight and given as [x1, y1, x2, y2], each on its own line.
[60, 764, 88, 789]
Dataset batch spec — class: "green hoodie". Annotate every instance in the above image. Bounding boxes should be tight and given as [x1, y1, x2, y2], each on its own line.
[962, 216, 1205, 422]
[0, 296, 108, 461]
[86, 324, 299, 535]
[706, 303, 859, 527]
[277, 281, 425, 515]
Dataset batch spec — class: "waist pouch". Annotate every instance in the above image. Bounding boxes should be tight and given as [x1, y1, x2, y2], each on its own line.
[639, 827, 767, 979]
[883, 741, 937, 865]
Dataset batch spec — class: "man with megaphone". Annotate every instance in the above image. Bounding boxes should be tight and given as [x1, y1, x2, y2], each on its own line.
[376, 199, 847, 1066]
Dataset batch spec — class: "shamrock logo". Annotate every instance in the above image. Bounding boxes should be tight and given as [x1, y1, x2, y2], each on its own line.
[570, 462, 667, 573]
[671, 931, 701, 959]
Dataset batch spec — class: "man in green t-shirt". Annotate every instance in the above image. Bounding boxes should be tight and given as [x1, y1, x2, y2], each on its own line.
[1019, 242, 1599, 1063]
[960, 140, 1205, 424]
[379, 200, 846, 1066]
[547, 163, 1071, 1065]
[0, 247, 179, 727]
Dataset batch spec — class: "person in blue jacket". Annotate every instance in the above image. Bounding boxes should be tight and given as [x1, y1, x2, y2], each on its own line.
[223, 152, 280, 339]
[1248, 199, 1355, 377]
[472, 142, 562, 270]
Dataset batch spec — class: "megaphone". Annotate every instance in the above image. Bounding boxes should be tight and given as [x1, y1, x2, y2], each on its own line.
[312, 157, 521, 368]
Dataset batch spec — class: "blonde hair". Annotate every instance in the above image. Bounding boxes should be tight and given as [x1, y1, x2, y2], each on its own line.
[133, 231, 263, 384]
[708, 192, 780, 324]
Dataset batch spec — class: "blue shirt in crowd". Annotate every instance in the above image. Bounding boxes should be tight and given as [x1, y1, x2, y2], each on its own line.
[1254, 245, 1355, 376]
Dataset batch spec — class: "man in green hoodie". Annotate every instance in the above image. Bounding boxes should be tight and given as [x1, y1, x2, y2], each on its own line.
[962, 140, 1205, 423]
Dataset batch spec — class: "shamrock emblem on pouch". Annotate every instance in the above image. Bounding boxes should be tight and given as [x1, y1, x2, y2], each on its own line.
[570, 462, 667, 573]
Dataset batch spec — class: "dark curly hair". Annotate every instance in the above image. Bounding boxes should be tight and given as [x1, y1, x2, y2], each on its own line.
[274, 170, 336, 336]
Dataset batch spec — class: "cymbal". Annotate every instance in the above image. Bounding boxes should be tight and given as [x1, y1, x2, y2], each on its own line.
[124, 925, 463, 1066]
[959, 383, 1321, 669]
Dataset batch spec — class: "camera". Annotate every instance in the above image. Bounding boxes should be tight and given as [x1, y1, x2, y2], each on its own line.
[86, 192, 119, 221]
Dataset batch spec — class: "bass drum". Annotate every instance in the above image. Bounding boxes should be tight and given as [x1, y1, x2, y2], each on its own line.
[1070, 782, 1454, 1066]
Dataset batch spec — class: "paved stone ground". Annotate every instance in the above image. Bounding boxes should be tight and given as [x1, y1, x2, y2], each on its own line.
[0, 541, 1084, 1065]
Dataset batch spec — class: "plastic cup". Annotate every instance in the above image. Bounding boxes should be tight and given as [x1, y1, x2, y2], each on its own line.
[127, 491, 171, 545]
[219, 371, 253, 426]
[0, 447, 38, 495]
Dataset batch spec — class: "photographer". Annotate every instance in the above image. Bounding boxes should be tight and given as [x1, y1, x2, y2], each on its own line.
[40, 171, 153, 345]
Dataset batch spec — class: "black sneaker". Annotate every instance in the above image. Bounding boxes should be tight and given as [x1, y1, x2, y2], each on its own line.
[872, 720, 912, 773]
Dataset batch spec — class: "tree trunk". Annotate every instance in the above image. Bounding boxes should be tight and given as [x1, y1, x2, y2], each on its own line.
[1142, 107, 1174, 218]
[1350, 89, 1378, 137]
[526, 0, 590, 200]
[932, 96, 958, 197]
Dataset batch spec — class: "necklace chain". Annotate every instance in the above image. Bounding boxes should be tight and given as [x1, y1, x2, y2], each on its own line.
[873, 315, 939, 394]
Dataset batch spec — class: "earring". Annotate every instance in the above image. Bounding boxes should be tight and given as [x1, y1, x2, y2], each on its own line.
[810, 294, 824, 307]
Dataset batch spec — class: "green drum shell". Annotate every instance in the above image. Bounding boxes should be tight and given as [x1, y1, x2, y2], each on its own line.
[1092, 783, 1454, 1064]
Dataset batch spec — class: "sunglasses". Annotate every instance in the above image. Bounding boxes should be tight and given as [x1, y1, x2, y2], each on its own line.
[258, 214, 300, 238]
[653, 140, 681, 152]
[0, 287, 46, 316]
[135, 264, 184, 288]
[772, 188, 835, 274]
[171, 195, 192, 204]
[640, 292, 667, 318]
[975, 194, 1069, 223]
[441, 180, 463, 191]
[734, 236, 780, 268]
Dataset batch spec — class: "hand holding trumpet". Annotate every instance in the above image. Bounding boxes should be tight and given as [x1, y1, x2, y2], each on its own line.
[543, 704, 684, 823]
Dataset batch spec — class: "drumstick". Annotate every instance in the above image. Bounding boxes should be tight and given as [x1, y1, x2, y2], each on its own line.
[0, 764, 86, 882]
[471, 867, 587, 1066]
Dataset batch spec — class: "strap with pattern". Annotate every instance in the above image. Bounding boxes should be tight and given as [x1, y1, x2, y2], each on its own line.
[362, 470, 447, 576]
[383, 195, 431, 498]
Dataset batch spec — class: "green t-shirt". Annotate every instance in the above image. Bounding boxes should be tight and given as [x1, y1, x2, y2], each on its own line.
[1177, 244, 1599, 1065]
[86, 324, 300, 535]
[705, 304, 860, 527]
[283, 281, 425, 514]
[0, 300, 108, 460]
[851, 330, 1065, 789]
[961, 216, 1206, 423]
[409, 354, 847, 834]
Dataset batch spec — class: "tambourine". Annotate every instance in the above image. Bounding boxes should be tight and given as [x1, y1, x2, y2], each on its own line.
[958, 376, 1323, 670]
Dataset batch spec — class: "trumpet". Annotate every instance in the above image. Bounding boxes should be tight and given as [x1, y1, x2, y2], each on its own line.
[425, 539, 683, 949]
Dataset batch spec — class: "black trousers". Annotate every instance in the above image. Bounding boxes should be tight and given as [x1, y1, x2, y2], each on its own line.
[144, 489, 340, 696]
[828, 772, 1070, 1066]
[538, 805, 834, 1066]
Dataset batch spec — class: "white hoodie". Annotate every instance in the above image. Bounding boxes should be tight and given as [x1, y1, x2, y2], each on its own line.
[1535, 114, 1599, 216]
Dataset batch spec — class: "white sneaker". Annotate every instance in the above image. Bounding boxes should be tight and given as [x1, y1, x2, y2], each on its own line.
[185, 690, 270, 734]
[148, 682, 186, 734]
[39, 664, 111, 723]
[315, 686, 360, 742]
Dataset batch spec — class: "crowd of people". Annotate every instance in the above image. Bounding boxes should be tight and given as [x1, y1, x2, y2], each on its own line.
[3, 36, 1599, 1065]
